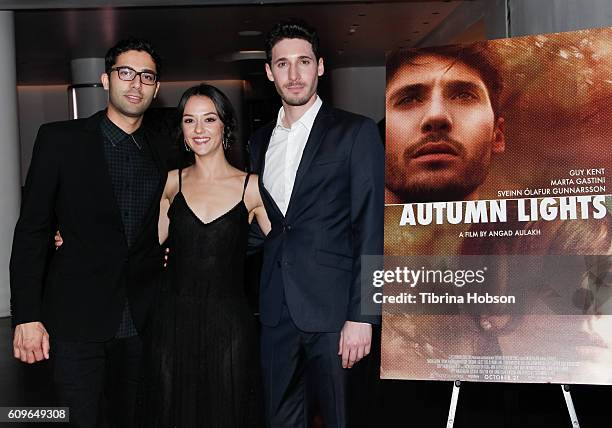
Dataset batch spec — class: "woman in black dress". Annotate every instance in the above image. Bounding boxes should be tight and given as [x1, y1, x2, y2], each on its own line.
[141, 84, 270, 427]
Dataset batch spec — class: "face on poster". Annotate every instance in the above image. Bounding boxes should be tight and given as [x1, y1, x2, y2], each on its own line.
[381, 27, 612, 385]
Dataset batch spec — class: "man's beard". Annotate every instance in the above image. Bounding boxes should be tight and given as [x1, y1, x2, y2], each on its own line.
[276, 80, 317, 107]
[282, 93, 313, 106]
[386, 135, 492, 203]
[109, 89, 150, 118]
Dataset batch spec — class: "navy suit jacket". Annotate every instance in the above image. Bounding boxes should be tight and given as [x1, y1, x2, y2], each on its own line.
[249, 103, 383, 332]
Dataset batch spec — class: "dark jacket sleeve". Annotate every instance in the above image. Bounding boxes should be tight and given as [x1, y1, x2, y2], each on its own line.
[9, 124, 60, 327]
[348, 118, 384, 324]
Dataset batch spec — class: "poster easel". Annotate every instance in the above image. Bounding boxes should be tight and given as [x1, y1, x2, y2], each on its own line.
[445, 380, 461, 428]
[561, 385, 581, 427]
[445, 381, 581, 427]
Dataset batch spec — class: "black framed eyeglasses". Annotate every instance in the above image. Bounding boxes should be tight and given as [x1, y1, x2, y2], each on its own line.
[110, 66, 158, 85]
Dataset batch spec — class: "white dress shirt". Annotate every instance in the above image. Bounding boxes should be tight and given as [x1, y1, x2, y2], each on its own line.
[263, 96, 323, 215]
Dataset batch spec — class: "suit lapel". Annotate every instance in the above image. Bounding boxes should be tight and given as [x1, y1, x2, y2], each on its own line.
[257, 124, 285, 220]
[129, 128, 167, 251]
[83, 112, 125, 236]
[256, 123, 274, 177]
[285, 104, 333, 218]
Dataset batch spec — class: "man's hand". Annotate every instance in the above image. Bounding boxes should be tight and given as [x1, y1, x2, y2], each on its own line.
[13, 322, 50, 364]
[54, 230, 63, 250]
[338, 321, 372, 369]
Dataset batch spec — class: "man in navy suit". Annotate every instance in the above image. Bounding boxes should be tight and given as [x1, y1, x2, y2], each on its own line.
[249, 19, 384, 427]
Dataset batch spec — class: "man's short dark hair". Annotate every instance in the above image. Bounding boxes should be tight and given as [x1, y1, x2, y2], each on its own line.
[387, 44, 503, 119]
[265, 18, 320, 64]
[105, 38, 162, 79]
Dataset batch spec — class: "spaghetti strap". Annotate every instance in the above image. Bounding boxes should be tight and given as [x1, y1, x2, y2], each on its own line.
[241, 173, 251, 201]
[178, 168, 183, 192]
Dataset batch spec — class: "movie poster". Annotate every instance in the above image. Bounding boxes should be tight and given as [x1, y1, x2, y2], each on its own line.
[380, 27, 612, 385]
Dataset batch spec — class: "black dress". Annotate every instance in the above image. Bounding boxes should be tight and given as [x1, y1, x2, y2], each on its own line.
[141, 172, 261, 427]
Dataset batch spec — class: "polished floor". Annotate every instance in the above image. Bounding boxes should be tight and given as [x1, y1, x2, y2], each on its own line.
[0, 316, 609, 427]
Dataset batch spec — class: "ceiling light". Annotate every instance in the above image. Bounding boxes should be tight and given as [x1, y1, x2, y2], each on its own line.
[238, 30, 262, 36]
[216, 50, 266, 62]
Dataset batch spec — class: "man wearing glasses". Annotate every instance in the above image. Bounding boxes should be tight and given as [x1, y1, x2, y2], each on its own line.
[10, 38, 167, 427]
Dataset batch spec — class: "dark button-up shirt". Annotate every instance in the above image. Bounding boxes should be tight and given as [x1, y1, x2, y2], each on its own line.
[100, 115, 161, 338]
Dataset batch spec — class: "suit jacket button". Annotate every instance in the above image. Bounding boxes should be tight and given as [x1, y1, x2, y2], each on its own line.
[277, 260, 281, 267]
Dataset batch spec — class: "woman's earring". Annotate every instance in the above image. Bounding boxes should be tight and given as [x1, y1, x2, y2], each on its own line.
[222, 134, 229, 151]
[184, 139, 191, 152]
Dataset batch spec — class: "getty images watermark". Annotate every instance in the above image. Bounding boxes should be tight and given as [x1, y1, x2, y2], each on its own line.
[371, 265, 516, 306]
[360, 255, 612, 316]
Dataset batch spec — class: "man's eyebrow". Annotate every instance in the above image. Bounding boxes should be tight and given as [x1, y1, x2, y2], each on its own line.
[274, 54, 314, 64]
[116, 65, 157, 74]
[445, 80, 485, 95]
[387, 83, 428, 101]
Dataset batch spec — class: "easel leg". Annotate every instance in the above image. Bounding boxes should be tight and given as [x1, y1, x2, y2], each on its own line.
[446, 380, 461, 428]
[561, 384, 581, 427]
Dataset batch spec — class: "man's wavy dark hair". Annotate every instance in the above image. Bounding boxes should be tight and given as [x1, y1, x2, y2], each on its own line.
[265, 18, 320, 64]
[105, 38, 162, 79]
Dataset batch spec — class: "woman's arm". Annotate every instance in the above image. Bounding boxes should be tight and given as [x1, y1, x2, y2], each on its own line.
[158, 169, 180, 244]
[246, 174, 271, 236]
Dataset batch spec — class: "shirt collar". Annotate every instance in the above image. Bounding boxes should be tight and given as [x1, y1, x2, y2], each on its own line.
[100, 114, 145, 148]
[275, 95, 322, 132]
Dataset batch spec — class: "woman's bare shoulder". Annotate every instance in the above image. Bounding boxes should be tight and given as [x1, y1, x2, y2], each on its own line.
[245, 173, 261, 200]
[163, 169, 182, 198]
